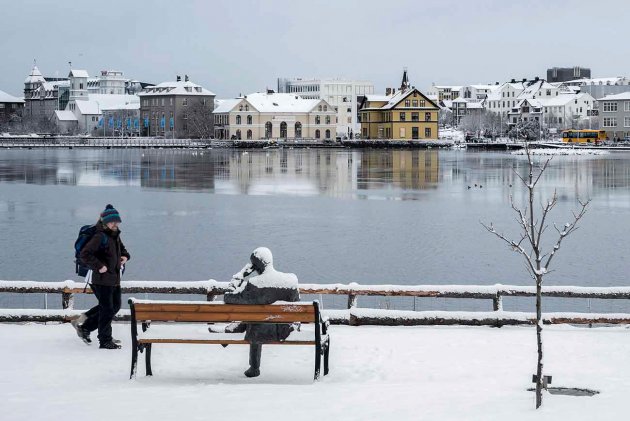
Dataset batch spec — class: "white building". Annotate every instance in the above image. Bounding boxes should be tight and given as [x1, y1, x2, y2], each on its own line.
[426, 84, 463, 101]
[59, 69, 139, 134]
[213, 92, 336, 141]
[460, 84, 498, 102]
[507, 92, 595, 129]
[277, 77, 374, 136]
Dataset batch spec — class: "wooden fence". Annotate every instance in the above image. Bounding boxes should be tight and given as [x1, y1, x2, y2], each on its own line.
[2, 280, 630, 326]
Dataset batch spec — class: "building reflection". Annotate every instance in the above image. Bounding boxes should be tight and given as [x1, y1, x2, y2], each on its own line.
[1, 149, 629, 202]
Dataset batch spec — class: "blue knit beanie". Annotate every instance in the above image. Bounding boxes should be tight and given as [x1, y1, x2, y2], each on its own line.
[100, 204, 122, 224]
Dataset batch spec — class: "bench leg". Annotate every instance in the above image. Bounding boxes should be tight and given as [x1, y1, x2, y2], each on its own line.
[314, 342, 322, 380]
[130, 344, 139, 379]
[145, 344, 153, 376]
[324, 338, 330, 376]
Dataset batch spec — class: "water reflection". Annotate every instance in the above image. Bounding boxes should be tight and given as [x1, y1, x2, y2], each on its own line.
[0, 149, 630, 203]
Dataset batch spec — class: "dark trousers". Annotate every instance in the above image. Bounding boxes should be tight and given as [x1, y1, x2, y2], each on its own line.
[82, 284, 121, 344]
[249, 343, 262, 369]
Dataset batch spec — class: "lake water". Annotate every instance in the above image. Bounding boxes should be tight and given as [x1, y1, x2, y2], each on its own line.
[1, 147, 629, 312]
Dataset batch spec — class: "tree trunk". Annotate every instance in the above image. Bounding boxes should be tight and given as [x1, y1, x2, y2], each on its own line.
[535, 275, 544, 409]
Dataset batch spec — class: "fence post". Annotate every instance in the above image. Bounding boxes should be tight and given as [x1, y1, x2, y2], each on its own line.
[62, 291, 74, 310]
[493, 293, 503, 311]
[347, 293, 357, 309]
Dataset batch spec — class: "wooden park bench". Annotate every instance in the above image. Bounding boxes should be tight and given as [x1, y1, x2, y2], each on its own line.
[128, 299, 331, 380]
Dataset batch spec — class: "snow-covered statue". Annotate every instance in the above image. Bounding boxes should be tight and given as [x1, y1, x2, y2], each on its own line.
[223, 247, 300, 378]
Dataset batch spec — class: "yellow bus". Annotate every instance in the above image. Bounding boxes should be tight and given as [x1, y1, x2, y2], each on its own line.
[561, 129, 607, 144]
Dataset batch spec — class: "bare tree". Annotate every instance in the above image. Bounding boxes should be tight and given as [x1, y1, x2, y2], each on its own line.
[438, 108, 452, 127]
[186, 99, 214, 139]
[481, 145, 589, 409]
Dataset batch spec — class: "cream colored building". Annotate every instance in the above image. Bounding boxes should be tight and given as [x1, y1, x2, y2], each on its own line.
[213, 92, 337, 140]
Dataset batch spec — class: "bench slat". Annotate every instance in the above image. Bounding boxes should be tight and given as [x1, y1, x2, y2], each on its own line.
[134, 303, 315, 314]
[138, 338, 317, 345]
[135, 311, 316, 323]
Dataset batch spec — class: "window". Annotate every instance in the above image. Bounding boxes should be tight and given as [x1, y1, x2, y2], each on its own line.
[625, 117, 630, 127]
[399, 112, 406, 121]
[161, 98, 165, 106]
[412, 100, 418, 107]
[318, 105, 322, 111]
[411, 112, 419, 121]
[315, 115, 321, 124]
[265, 121, 272, 138]
[325, 116, 331, 124]
[183, 98, 188, 106]
[247, 115, 252, 125]
[405, 100, 410, 107]
[236, 115, 241, 124]
[603, 102, 617, 112]
[425, 112, 431, 122]
[323, 105, 327, 111]
[315, 129, 320, 139]
[325, 129, 331, 139]
[236, 129, 241, 140]
[625, 102, 630, 112]
[425, 127, 432, 138]
[603, 117, 617, 127]
[247, 129, 252, 140]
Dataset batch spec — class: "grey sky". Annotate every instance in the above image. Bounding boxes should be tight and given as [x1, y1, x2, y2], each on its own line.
[1, 0, 628, 98]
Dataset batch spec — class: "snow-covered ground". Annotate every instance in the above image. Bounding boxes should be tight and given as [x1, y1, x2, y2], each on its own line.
[2, 323, 629, 420]
[512, 149, 609, 156]
[438, 127, 465, 143]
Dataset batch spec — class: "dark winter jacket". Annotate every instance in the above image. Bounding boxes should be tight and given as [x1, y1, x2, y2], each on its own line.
[79, 222, 130, 286]
[224, 271, 300, 343]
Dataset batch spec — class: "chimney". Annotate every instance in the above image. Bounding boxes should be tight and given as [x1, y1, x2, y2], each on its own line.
[386, 87, 392, 96]
[510, 78, 516, 83]
[185, 74, 189, 82]
[176, 75, 181, 82]
[522, 78, 526, 82]
[534, 76, 540, 81]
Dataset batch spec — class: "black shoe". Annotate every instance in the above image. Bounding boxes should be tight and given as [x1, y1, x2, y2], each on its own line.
[71, 319, 91, 345]
[244, 367, 260, 378]
[99, 341, 121, 349]
[112, 338, 122, 345]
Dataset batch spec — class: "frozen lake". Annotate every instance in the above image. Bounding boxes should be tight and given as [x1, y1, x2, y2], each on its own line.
[1, 148, 629, 312]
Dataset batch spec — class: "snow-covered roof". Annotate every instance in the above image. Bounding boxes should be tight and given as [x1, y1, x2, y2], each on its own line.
[213, 98, 243, 114]
[469, 84, 497, 91]
[365, 94, 392, 102]
[242, 92, 322, 113]
[0, 90, 24, 103]
[74, 94, 140, 115]
[69, 69, 89, 78]
[597, 92, 630, 101]
[139, 80, 215, 97]
[54, 110, 77, 121]
[466, 102, 484, 109]
[24, 65, 46, 84]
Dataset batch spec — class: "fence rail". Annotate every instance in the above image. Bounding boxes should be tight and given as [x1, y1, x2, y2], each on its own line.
[2, 280, 630, 326]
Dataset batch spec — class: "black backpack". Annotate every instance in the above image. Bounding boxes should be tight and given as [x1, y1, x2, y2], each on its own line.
[74, 224, 108, 277]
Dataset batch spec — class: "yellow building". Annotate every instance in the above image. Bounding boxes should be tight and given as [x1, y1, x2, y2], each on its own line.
[359, 70, 439, 140]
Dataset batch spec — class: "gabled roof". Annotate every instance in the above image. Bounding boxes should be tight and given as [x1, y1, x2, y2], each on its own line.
[0, 90, 24, 103]
[69, 69, 89, 78]
[138, 80, 215, 96]
[382, 88, 439, 110]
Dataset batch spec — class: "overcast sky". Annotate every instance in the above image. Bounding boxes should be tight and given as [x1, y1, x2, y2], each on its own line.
[1, 0, 628, 98]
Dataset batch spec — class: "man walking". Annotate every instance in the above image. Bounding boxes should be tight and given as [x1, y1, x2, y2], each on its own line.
[223, 247, 300, 377]
[72, 204, 130, 349]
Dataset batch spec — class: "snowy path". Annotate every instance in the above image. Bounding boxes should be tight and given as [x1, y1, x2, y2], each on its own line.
[1, 323, 629, 420]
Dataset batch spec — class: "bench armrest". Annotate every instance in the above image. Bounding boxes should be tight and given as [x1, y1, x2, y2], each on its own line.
[321, 315, 330, 335]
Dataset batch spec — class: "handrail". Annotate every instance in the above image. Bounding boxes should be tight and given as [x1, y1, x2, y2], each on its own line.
[2, 280, 630, 312]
